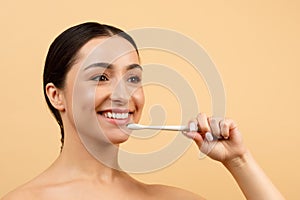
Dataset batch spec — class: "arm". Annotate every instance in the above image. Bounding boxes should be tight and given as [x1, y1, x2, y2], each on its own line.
[224, 150, 284, 199]
[185, 113, 285, 200]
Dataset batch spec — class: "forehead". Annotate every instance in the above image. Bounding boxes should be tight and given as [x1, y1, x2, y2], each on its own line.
[65, 36, 140, 89]
[77, 36, 139, 69]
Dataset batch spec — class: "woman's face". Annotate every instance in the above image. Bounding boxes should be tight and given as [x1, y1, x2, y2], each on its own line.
[62, 36, 144, 145]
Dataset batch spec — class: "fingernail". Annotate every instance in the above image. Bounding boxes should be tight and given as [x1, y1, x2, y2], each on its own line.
[189, 122, 197, 132]
[205, 132, 214, 142]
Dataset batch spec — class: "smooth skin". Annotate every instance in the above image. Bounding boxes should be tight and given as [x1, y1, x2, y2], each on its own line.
[1, 37, 284, 200]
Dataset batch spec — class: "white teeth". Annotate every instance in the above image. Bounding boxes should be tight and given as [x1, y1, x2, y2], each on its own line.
[102, 112, 129, 119]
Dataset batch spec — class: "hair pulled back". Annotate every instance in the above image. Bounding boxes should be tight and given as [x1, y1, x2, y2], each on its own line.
[43, 22, 138, 150]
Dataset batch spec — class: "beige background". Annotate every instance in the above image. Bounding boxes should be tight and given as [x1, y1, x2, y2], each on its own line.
[1, 0, 300, 199]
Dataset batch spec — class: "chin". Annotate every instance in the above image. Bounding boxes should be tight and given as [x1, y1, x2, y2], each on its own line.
[105, 128, 131, 145]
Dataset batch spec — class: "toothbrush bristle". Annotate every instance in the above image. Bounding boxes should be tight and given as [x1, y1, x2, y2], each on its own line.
[126, 123, 139, 130]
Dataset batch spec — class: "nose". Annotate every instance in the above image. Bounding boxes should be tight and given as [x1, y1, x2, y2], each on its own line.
[110, 79, 130, 106]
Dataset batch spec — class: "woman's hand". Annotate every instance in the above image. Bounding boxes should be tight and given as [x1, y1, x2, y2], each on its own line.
[184, 113, 247, 164]
[184, 113, 285, 199]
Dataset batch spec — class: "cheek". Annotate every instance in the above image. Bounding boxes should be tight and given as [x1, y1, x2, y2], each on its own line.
[133, 87, 145, 111]
[73, 86, 96, 110]
[132, 91, 144, 123]
[72, 84, 108, 140]
[70, 82, 97, 125]
[94, 87, 110, 107]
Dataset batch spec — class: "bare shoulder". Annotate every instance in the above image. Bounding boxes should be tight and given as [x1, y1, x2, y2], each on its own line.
[1, 176, 44, 200]
[147, 184, 205, 200]
[1, 185, 35, 200]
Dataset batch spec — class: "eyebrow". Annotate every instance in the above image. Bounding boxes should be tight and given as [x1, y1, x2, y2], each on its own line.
[83, 62, 143, 71]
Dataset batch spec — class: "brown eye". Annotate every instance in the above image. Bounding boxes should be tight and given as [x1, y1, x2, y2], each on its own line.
[92, 74, 109, 82]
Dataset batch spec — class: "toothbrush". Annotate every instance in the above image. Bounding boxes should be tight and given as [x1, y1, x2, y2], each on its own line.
[126, 123, 223, 140]
[126, 123, 190, 131]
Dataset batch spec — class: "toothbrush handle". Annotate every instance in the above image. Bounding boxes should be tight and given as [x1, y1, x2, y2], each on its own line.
[139, 125, 222, 139]
[144, 125, 189, 131]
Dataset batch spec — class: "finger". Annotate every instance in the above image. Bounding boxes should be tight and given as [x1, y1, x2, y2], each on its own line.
[183, 120, 198, 138]
[220, 119, 229, 139]
[220, 118, 238, 139]
[199, 137, 218, 156]
[208, 117, 222, 138]
[205, 132, 214, 142]
[186, 131, 204, 148]
[183, 120, 205, 148]
[197, 113, 211, 134]
[189, 120, 198, 132]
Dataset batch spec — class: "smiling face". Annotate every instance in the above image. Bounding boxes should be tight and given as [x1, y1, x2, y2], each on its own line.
[61, 36, 144, 145]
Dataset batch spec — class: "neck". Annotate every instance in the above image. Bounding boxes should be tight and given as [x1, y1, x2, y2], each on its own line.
[54, 128, 122, 181]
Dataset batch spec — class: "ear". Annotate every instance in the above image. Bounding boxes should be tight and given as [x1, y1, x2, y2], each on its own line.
[45, 83, 65, 111]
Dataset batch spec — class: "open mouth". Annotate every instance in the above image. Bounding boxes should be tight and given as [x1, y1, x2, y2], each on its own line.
[98, 110, 134, 120]
[102, 112, 129, 119]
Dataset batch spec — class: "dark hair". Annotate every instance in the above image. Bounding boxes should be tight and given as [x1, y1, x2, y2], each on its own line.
[43, 22, 139, 150]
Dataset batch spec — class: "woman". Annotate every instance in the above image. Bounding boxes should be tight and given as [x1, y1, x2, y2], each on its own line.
[2, 22, 284, 200]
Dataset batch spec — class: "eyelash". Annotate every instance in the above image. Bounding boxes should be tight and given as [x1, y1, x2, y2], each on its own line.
[91, 74, 109, 82]
[91, 74, 141, 84]
[127, 76, 141, 83]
